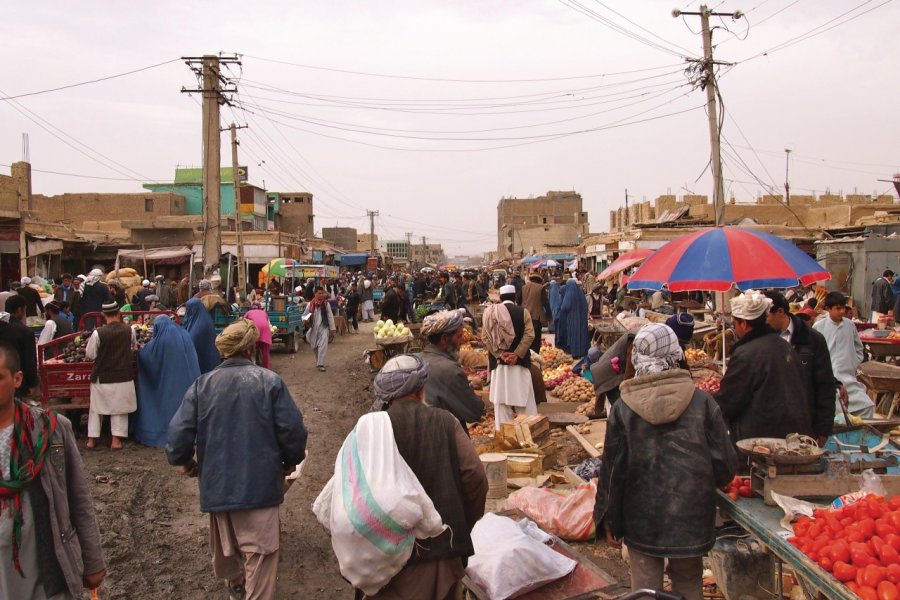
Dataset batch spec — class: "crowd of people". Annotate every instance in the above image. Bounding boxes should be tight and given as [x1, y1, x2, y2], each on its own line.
[0, 259, 896, 599]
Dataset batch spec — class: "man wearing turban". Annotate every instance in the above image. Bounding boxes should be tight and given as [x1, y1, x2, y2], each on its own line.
[419, 310, 484, 432]
[713, 290, 813, 446]
[337, 355, 487, 599]
[167, 320, 308, 600]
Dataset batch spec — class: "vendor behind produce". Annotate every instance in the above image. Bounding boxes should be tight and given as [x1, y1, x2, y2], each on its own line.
[594, 323, 737, 600]
[482, 285, 537, 427]
[764, 290, 836, 444]
[713, 290, 813, 447]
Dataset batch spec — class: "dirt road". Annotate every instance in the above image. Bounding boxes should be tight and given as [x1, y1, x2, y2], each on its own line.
[79, 321, 628, 599]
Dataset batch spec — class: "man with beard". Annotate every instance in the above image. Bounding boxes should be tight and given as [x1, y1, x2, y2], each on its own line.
[420, 310, 484, 432]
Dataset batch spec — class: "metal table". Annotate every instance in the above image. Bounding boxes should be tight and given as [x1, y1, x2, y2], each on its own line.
[717, 493, 855, 600]
[861, 336, 900, 362]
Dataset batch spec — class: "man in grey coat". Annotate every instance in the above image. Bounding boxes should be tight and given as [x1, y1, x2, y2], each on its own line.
[0, 342, 106, 599]
[420, 310, 485, 432]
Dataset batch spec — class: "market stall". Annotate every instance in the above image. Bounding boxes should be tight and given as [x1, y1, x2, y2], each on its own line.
[860, 329, 900, 362]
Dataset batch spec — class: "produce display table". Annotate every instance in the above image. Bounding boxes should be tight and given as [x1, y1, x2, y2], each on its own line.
[861, 336, 900, 362]
[717, 493, 856, 600]
[858, 361, 900, 417]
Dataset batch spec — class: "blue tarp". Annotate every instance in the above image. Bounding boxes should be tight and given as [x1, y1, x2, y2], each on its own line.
[134, 317, 201, 448]
[339, 253, 369, 266]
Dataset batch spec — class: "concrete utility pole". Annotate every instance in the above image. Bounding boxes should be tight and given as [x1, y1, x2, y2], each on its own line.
[405, 231, 413, 267]
[227, 123, 248, 292]
[366, 210, 379, 254]
[421, 235, 427, 267]
[674, 6, 741, 227]
[182, 53, 241, 278]
[624, 188, 629, 227]
[784, 148, 792, 206]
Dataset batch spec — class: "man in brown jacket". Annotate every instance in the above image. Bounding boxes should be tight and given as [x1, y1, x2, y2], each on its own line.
[0, 343, 106, 598]
[521, 273, 546, 353]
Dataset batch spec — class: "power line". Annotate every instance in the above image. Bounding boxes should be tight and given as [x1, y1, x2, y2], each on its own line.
[739, 0, 891, 62]
[558, 0, 691, 59]
[0, 87, 153, 181]
[0, 163, 162, 182]
[589, 0, 699, 56]
[0, 58, 180, 101]
[243, 53, 683, 83]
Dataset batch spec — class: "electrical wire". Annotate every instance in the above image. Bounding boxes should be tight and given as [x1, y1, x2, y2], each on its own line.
[589, 0, 699, 57]
[739, 0, 891, 62]
[558, 0, 691, 59]
[242, 54, 682, 83]
[234, 84, 691, 137]
[0, 163, 162, 182]
[0, 58, 180, 101]
[0, 87, 153, 181]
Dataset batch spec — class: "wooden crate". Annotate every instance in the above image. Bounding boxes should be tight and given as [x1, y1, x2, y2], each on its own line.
[500, 414, 550, 448]
[503, 453, 543, 478]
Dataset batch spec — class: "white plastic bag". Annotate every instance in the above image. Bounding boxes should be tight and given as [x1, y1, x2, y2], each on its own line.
[466, 513, 577, 600]
[312, 412, 446, 596]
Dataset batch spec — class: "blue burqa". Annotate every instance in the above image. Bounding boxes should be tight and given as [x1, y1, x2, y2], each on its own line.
[182, 298, 221, 374]
[557, 279, 590, 359]
[134, 317, 201, 447]
[548, 280, 560, 334]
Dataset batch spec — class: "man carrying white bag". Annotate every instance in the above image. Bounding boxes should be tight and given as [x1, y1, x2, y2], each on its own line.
[314, 354, 488, 599]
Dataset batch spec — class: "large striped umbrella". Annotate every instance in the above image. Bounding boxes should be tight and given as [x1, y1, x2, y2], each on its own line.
[628, 227, 830, 292]
[260, 258, 299, 277]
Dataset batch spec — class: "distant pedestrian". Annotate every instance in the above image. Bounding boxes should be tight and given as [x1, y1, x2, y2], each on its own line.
[360, 280, 375, 322]
[182, 298, 221, 374]
[303, 286, 336, 372]
[245, 306, 274, 368]
[167, 320, 307, 600]
[871, 269, 895, 323]
[344, 283, 360, 333]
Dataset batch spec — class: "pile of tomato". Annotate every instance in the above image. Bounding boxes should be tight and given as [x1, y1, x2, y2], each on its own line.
[724, 476, 753, 500]
[788, 494, 900, 598]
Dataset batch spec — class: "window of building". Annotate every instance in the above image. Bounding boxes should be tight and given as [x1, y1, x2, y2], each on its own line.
[542, 217, 547, 224]
[145, 198, 153, 212]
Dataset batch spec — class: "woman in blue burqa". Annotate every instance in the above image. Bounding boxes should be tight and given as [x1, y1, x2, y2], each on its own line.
[557, 278, 590, 359]
[134, 316, 201, 447]
[548, 278, 561, 335]
[182, 297, 221, 373]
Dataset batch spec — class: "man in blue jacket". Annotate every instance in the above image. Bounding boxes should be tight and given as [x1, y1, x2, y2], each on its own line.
[167, 320, 308, 600]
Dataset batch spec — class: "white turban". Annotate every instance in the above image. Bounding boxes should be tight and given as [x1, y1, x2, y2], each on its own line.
[364, 280, 371, 289]
[20, 277, 31, 285]
[730, 289, 772, 320]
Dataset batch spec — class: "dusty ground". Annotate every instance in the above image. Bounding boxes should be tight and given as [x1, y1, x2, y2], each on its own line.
[75, 322, 629, 599]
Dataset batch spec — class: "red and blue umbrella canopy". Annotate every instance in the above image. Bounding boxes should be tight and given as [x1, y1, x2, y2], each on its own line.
[628, 227, 830, 292]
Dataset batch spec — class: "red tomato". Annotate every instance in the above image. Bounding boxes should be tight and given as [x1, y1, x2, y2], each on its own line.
[831, 541, 851, 564]
[861, 519, 878, 539]
[818, 555, 833, 571]
[850, 530, 869, 543]
[885, 534, 900, 552]
[730, 476, 742, 489]
[848, 581, 861, 593]
[859, 586, 880, 600]
[813, 508, 830, 519]
[855, 551, 881, 568]
[863, 564, 887, 588]
[833, 561, 858, 582]
[879, 520, 900, 538]
[738, 485, 753, 498]
[886, 563, 900, 584]
[889, 497, 900, 510]
[727, 491, 739, 501]
[881, 545, 900, 566]
[809, 522, 824, 539]
[878, 580, 900, 600]
[874, 537, 887, 555]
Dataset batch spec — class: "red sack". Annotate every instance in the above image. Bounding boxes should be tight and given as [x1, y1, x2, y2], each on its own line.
[506, 481, 597, 541]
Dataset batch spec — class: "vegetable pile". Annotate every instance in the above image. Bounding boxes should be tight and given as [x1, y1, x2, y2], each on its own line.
[539, 344, 572, 369]
[684, 348, 710, 364]
[543, 365, 575, 390]
[788, 494, 900, 598]
[467, 414, 495, 438]
[553, 377, 594, 403]
[695, 376, 721, 394]
[724, 476, 753, 500]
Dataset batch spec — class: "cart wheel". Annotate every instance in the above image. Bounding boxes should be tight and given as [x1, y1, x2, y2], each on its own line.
[287, 332, 300, 354]
[368, 349, 386, 371]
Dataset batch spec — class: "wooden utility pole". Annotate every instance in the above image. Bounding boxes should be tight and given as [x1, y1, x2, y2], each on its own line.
[367, 210, 379, 254]
[675, 6, 741, 227]
[201, 55, 222, 277]
[228, 123, 248, 292]
[182, 53, 241, 279]
[784, 148, 792, 206]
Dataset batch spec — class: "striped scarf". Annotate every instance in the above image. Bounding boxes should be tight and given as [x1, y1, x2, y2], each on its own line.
[0, 401, 58, 576]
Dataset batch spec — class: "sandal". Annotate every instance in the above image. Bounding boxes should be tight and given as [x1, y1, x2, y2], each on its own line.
[317, 365, 326, 372]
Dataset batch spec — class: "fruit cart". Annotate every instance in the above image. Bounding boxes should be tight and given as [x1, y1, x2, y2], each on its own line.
[37, 311, 176, 410]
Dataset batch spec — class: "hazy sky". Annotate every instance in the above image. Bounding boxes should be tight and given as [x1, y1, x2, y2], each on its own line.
[2, 1, 897, 256]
